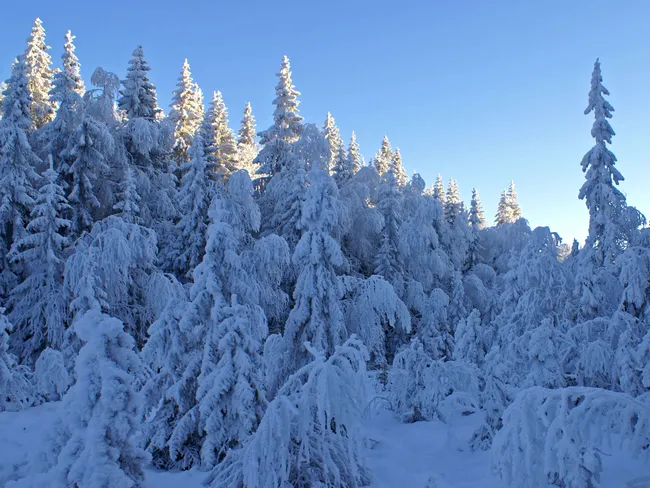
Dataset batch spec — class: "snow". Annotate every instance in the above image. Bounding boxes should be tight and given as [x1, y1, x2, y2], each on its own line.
[2, 392, 647, 487]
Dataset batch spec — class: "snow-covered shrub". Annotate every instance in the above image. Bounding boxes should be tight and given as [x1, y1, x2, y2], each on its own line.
[0, 311, 34, 411]
[491, 386, 650, 488]
[388, 339, 479, 423]
[34, 348, 70, 402]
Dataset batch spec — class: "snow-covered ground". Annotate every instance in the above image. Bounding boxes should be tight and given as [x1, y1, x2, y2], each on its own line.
[1, 400, 648, 488]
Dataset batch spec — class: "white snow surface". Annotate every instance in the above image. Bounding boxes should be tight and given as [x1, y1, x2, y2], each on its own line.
[0, 395, 648, 487]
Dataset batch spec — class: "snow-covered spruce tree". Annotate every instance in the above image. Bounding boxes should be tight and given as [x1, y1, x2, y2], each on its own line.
[236, 101, 259, 175]
[267, 169, 348, 393]
[341, 275, 411, 369]
[444, 177, 463, 224]
[375, 159, 404, 292]
[432, 173, 446, 204]
[469, 188, 486, 230]
[255, 55, 303, 184]
[166, 170, 262, 469]
[392, 147, 408, 187]
[168, 133, 214, 279]
[373, 135, 393, 176]
[0, 81, 6, 119]
[169, 59, 204, 165]
[8, 165, 70, 364]
[505, 180, 522, 221]
[331, 138, 353, 185]
[62, 108, 114, 235]
[578, 59, 644, 266]
[322, 112, 343, 172]
[453, 308, 483, 365]
[202, 90, 237, 177]
[0, 309, 34, 411]
[205, 337, 371, 488]
[113, 165, 142, 224]
[118, 45, 161, 121]
[495, 189, 511, 225]
[347, 131, 363, 175]
[85, 67, 121, 129]
[40, 31, 85, 177]
[197, 295, 268, 468]
[0, 56, 41, 298]
[32, 309, 148, 488]
[24, 18, 56, 129]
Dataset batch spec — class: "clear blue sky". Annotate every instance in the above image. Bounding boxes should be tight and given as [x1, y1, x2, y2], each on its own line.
[2, 0, 649, 244]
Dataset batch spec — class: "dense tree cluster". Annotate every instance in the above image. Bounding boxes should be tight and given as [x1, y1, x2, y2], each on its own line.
[1, 20, 649, 488]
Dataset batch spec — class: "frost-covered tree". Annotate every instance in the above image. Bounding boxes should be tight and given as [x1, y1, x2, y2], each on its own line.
[63, 111, 113, 234]
[117, 45, 161, 121]
[392, 147, 408, 187]
[347, 131, 362, 175]
[331, 138, 353, 185]
[578, 59, 644, 266]
[8, 165, 70, 363]
[453, 309, 483, 365]
[322, 112, 343, 172]
[444, 178, 463, 224]
[495, 186, 520, 226]
[24, 18, 56, 129]
[206, 337, 371, 488]
[469, 188, 486, 230]
[255, 55, 303, 179]
[41, 31, 85, 176]
[236, 101, 259, 175]
[375, 162, 404, 290]
[506, 181, 522, 221]
[0, 309, 33, 411]
[0, 81, 6, 119]
[169, 59, 204, 164]
[32, 310, 148, 488]
[268, 169, 348, 391]
[373, 135, 393, 176]
[0, 56, 41, 296]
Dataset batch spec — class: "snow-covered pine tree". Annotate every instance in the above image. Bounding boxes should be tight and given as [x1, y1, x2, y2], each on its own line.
[373, 135, 393, 176]
[0, 81, 6, 119]
[40, 31, 85, 178]
[323, 112, 343, 173]
[453, 309, 483, 365]
[255, 55, 303, 180]
[205, 337, 371, 488]
[0, 56, 41, 297]
[469, 188, 486, 230]
[34, 347, 70, 402]
[170, 133, 214, 279]
[169, 59, 204, 165]
[505, 181, 522, 221]
[62, 109, 113, 235]
[268, 169, 348, 392]
[444, 178, 463, 224]
[8, 164, 70, 364]
[23, 18, 56, 129]
[45, 309, 148, 487]
[118, 45, 161, 121]
[347, 130, 363, 174]
[236, 101, 259, 175]
[0, 309, 34, 411]
[392, 147, 408, 187]
[578, 58, 644, 266]
[432, 173, 446, 204]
